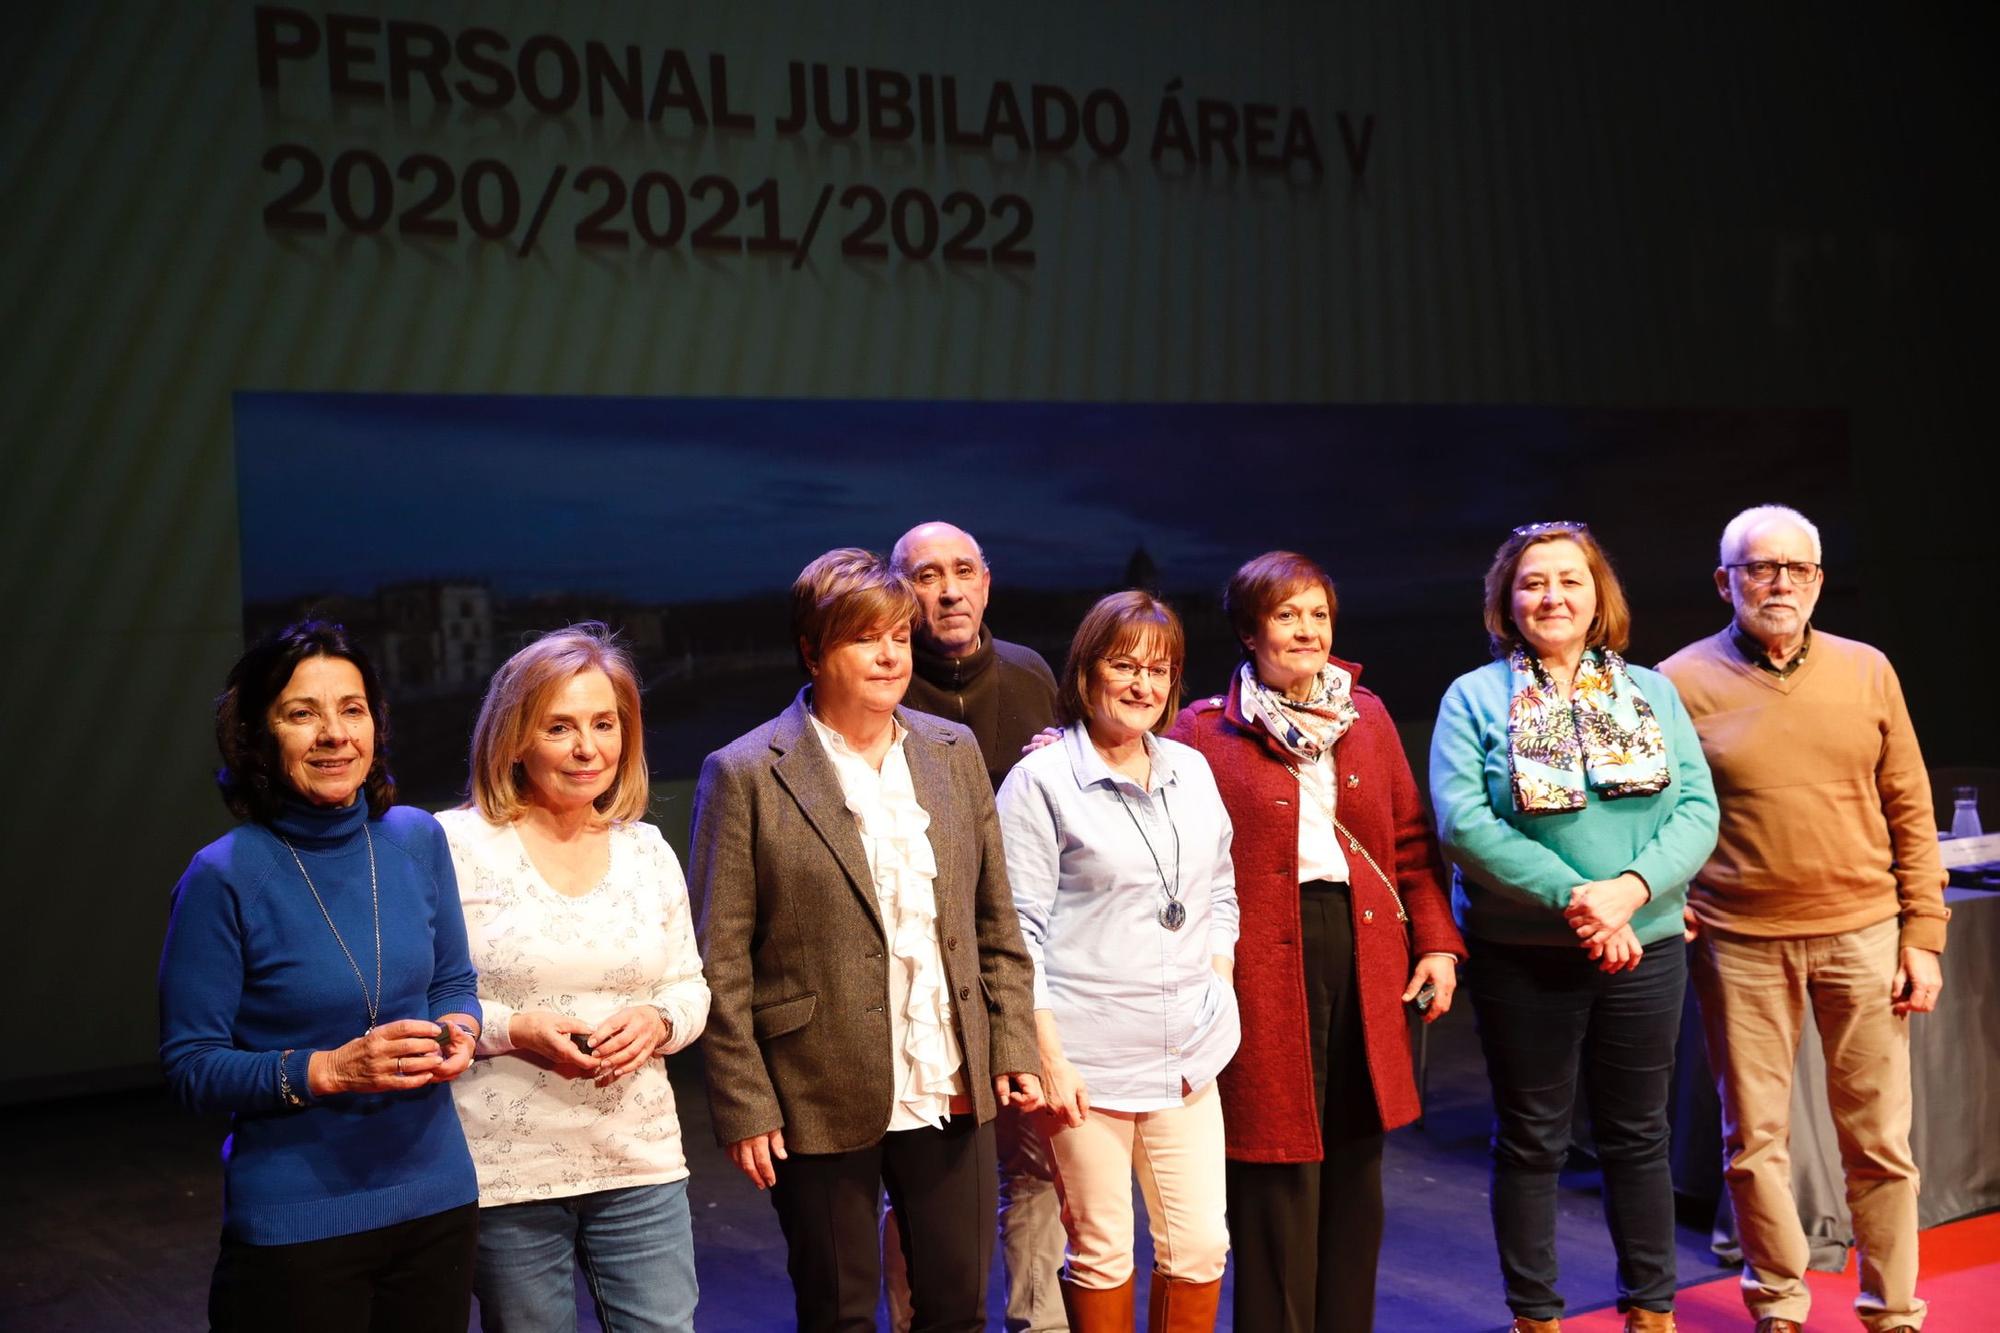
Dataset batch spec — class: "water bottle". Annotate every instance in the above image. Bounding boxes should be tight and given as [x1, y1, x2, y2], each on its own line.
[1951, 786, 1983, 839]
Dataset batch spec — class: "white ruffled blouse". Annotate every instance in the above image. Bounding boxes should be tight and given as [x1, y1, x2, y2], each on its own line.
[807, 711, 965, 1131]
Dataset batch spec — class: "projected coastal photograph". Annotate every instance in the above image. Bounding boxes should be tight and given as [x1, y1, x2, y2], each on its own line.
[232, 394, 1849, 816]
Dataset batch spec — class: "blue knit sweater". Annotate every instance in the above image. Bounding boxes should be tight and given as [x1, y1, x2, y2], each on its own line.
[158, 798, 481, 1244]
[1428, 658, 1719, 948]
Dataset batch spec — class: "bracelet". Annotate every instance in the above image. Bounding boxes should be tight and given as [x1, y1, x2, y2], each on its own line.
[278, 1049, 303, 1107]
[653, 1005, 674, 1045]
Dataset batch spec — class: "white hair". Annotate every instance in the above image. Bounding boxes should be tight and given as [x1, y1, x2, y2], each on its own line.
[1719, 504, 1822, 566]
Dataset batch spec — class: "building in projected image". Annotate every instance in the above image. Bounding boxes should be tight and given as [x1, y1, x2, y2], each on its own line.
[379, 581, 496, 695]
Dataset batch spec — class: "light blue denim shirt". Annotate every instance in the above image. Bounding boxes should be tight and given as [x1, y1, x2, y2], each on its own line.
[996, 724, 1241, 1111]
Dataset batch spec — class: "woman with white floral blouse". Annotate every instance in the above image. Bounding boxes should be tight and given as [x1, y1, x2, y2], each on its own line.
[438, 625, 709, 1333]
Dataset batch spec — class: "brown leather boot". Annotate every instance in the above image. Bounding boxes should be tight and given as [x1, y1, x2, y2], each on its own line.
[1624, 1309, 1675, 1332]
[1511, 1319, 1562, 1333]
[1059, 1273, 1135, 1333]
[1145, 1269, 1223, 1332]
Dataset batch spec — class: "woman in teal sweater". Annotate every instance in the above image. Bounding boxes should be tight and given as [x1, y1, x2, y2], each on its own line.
[1429, 523, 1717, 1333]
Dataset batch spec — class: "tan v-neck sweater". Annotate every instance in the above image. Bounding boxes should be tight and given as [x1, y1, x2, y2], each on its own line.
[1658, 628, 1949, 952]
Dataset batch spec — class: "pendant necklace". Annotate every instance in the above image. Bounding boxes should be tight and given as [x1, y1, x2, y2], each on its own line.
[279, 823, 383, 1034]
[1111, 782, 1185, 931]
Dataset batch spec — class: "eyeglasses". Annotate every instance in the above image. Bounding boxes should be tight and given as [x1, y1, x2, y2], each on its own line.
[1512, 520, 1590, 538]
[1726, 560, 1822, 586]
[1101, 658, 1175, 685]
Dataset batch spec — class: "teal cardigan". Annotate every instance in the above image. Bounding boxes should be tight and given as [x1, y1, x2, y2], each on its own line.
[1428, 658, 1718, 948]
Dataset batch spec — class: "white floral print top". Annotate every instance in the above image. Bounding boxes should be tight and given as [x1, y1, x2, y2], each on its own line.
[437, 809, 710, 1206]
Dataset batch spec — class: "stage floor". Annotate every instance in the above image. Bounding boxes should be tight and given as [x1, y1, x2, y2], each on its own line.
[1566, 1211, 2000, 1333]
[3, 1002, 1747, 1331]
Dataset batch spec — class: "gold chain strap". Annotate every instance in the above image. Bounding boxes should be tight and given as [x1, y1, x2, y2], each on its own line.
[1280, 759, 1408, 925]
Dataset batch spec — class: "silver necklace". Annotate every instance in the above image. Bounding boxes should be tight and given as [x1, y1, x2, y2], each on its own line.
[279, 823, 382, 1034]
[1111, 784, 1185, 930]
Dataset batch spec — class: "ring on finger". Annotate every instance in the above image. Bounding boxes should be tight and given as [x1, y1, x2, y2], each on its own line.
[395, 1056, 404, 1076]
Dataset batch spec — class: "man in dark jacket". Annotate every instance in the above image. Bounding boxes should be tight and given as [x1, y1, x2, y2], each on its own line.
[886, 520, 1066, 1332]
[893, 521, 1062, 793]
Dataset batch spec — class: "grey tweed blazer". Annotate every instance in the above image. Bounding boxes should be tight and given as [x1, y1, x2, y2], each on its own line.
[689, 688, 1040, 1155]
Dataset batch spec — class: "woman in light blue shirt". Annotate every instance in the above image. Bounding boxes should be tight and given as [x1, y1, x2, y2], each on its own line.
[997, 590, 1239, 1332]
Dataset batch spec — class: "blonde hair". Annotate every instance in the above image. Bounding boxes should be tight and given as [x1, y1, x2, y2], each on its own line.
[466, 624, 649, 826]
[791, 548, 920, 673]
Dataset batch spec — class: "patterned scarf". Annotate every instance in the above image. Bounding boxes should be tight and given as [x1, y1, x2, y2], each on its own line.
[1506, 647, 1671, 813]
[1238, 660, 1361, 762]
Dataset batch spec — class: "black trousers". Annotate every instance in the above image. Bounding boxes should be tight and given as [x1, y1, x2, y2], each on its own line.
[770, 1115, 997, 1333]
[209, 1201, 478, 1333]
[1467, 936, 1685, 1319]
[1227, 881, 1387, 1333]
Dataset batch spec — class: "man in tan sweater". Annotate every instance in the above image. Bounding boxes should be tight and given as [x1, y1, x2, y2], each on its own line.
[1660, 503, 1948, 1333]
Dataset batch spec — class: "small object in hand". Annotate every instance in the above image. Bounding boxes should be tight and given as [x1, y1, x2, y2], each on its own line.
[569, 1032, 594, 1054]
[1409, 981, 1436, 1013]
[435, 1025, 454, 1052]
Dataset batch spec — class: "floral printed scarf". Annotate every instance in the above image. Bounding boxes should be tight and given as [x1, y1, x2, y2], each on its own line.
[1506, 646, 1670, 812]
[1238, 660, 1361, 762]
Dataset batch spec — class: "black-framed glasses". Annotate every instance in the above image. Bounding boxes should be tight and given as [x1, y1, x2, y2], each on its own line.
[1726, 560, 1822, 586]
[1511, 520, 1590, 538]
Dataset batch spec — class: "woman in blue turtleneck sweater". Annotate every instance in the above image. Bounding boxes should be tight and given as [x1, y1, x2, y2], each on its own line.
[159, 622, 483, 1332]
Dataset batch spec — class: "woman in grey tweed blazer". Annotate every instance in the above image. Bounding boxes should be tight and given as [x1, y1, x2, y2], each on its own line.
[690, 548, 1043, 1333]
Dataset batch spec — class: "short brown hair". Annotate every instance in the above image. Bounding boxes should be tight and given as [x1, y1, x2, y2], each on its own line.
[791, 548, 919, 673]
[1481, 524, 1632, 657]
[1224, 551, 1338, 659]
[466, 624, 650, 826]
[1056, 590, 1186, 734]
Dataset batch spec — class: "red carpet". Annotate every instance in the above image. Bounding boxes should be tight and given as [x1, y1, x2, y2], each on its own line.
[1565, 1212, 2000, 1332]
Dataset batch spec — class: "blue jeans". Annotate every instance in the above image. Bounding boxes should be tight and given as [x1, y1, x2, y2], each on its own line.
[1467, 935, 1686, 1320]
[473, 1180, 696, 1333]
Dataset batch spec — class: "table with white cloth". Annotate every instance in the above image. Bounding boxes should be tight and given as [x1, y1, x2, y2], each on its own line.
[1668, 886, 2000, 1268]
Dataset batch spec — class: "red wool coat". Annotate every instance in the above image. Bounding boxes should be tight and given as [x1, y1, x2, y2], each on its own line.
[1169, 661, 1464, 1160]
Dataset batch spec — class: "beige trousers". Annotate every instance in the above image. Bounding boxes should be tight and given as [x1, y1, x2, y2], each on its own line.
[1692, 916, 1926, 1331]
[1042, 1079, 1229, 1290]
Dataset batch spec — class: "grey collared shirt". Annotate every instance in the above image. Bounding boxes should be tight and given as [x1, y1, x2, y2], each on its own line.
[996, 724, 1241, 1111]
[1729, 621, 1813, 678]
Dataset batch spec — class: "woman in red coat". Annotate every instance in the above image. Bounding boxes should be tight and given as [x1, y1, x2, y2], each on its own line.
[1169, 550, 1464, 1333]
